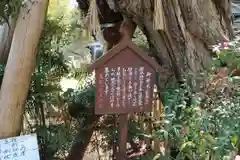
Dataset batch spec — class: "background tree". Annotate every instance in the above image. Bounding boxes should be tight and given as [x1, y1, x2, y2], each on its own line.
[0, 0, 20, 64]
[77, 0, 234, 85]
[0, 0, 238, 159]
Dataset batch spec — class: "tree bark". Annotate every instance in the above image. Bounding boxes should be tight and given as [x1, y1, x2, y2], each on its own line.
[0, 0, 49, 138]
[66, 115, 100, 160]
[0, 17, 16, 64]
[107, 0, 233, 85]
[0, 24, 10, 64]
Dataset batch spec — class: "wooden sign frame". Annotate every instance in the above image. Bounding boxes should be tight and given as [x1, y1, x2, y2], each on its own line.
[88, 39, 160, 115]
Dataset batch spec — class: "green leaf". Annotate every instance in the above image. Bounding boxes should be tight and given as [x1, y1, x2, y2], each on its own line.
[232, 135, 238, 146]
[180, 141, 195, 151]
[159, 129, 169, 141]
[205, 134, 215, 144]
[175, 153, 182, 160]
[199, 139, 206, 153]
[174, 127, 180, 138]
[163, 130, 168, 141]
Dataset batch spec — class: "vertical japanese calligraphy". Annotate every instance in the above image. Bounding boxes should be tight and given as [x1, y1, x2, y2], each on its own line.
[104, 67, 109, 96]
[98, 73, 104, 108]
[96, 66, 154, 113]
[127, 67, 133, 105]
[132, 68, 138, 107]
[138, 67, 144, 107]
[110, 68, 116, 108]
[122, 68, 127, 107]
[116, 67, 121, 108]
[0, 134, 40, 160]
[145, 72, 152, 105]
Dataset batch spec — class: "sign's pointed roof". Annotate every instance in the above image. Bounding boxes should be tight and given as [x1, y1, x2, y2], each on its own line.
[88, 39, 161, 72]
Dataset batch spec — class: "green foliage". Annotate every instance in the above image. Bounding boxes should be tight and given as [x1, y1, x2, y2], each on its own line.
[212, 41, 240, 73]
[66, 78, 96, 118]
[0, 0, 22, 25]
[37, 124, 76, 159]
[213, 51, 240, 71]
[27, 16, 70, 108]
[133, 27, 148, 51]
[145, 42, 240, 160]
[23, 4, 79, 159]
[151, 72, 240, 159]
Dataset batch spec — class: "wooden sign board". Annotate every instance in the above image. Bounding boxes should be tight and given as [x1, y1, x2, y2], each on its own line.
[89, 39, 160, 115]
[0, 134, 40, 160]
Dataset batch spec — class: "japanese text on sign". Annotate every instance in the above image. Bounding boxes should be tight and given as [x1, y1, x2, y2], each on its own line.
[110, 68, 116, 108]
[99, 66, 152, 109]
[145, 72, 152, 105]
[0, 134, 40, 160]
[122, 68, 127, 108]
[116, 67, 121, 108]
[98, 73, 104, 109]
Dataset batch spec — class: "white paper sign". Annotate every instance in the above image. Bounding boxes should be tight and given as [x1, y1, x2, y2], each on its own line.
[0, 134, 40, 160]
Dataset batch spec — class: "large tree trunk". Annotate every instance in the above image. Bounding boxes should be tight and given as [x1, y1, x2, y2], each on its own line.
[0, 0, 49, 138]
[106, 0, 233, 85]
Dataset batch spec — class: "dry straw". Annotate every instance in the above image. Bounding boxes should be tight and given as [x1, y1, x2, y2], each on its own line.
[85, 0, 104, 43]
[153, 0, 165, 30]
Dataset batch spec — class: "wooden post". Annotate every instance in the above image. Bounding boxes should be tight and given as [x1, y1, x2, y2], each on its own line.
[118, 114, 128, 160]
[112, 115, 117, 160]
[0, 0, 49, 138]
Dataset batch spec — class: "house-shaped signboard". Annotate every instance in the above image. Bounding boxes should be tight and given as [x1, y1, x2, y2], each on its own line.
[88, 39, 160, 115]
